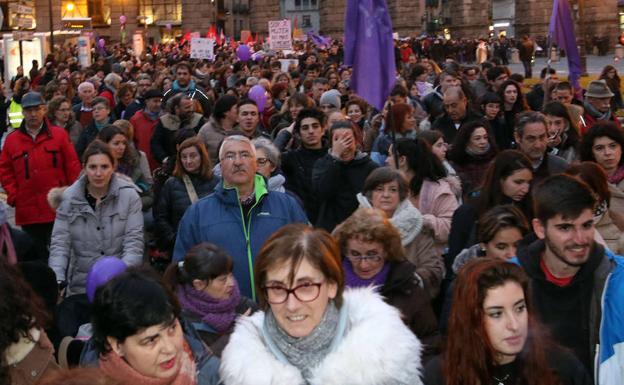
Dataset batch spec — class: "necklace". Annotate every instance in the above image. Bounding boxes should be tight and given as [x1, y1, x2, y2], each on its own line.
[492, 374, 510, 385]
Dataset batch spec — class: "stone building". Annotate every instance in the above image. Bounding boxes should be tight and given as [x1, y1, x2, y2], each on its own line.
[22, 0, 620, 48]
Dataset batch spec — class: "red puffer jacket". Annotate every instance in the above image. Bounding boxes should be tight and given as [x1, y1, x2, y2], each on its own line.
[0, 120, 81, 225]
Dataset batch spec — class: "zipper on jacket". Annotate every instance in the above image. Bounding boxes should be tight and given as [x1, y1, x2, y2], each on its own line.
[51, 151, 58, 168]
[238, 193, 264, 302]
[23, 152, 29, 179]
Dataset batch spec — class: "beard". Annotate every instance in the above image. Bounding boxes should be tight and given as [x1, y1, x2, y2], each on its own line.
[544, 236, 591, 268]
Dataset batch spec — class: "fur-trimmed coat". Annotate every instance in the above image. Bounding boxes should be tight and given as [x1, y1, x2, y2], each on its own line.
[219, 288, 423, 385]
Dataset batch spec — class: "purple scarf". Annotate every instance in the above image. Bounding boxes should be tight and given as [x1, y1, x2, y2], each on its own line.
[342, 259, 390, 291]
[177, 281, 241, 333]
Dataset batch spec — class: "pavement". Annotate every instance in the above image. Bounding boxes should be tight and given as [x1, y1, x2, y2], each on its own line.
[507, 54, 622, 78]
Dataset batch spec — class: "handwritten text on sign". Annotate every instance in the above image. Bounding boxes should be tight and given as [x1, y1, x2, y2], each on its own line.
[190, 38, 215, 60]
[268, 20, 292, 50]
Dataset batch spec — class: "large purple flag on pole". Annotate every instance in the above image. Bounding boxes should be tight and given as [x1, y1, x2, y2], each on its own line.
[344, 0, 396, 111]
[549, 0, 582, 88]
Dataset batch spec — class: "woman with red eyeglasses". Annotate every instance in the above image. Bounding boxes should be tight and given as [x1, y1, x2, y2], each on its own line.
[220, 223, 424, 385]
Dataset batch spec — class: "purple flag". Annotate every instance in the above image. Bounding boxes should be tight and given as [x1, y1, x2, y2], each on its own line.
[549, 0, 582, 88]
[307, 31, 331, 48]
[344, 0, 396, 111]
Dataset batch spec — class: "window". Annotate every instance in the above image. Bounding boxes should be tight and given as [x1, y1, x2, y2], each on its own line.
[87, 0, 111, 25]
[138, 0, 182, 24]
[310, 0, 317, 6]
[294, 0, 301, 7]
[302, 15, 311, 27]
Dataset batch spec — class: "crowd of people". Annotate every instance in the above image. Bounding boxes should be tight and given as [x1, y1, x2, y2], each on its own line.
[3, 34, 624, 385]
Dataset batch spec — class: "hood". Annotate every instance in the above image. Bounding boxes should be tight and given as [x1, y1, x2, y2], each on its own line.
[442, 175, 462, 199]
[47, 186, 69, 210]
[160, 112, 203, 131]
[356, 193, 423, 246]
[268, 174, 286, 192]
[452, 244, 483, 274]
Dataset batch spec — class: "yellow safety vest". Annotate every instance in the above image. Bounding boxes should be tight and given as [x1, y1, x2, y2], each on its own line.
[8, 99, 23, 129]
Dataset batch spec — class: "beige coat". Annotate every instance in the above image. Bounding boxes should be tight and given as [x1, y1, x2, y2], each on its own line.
[6, 329, 59, 385]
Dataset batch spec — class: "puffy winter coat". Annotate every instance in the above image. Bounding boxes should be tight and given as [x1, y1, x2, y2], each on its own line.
[151, 112, 205, 163]
[173, 175, 308, 299]
[0, 120, 81, 225]
[48, 174, 144, 296]
[220, 287, 423, 385]
[154, 173, 219, 250]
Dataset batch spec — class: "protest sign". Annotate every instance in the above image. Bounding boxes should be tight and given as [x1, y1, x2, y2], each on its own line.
[190, 38, 215, 60]
[269, 20, 292, 50]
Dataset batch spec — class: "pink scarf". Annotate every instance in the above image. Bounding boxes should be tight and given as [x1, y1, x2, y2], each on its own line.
[99, 341, 196, 385]
[608, 165, 624, 185]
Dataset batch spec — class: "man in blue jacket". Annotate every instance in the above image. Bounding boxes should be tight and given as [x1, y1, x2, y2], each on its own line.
[173, 135, 308, 299]
[513, 174, 624, 383]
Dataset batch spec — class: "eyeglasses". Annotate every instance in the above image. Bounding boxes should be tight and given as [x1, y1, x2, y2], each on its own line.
[346, 254, 383, 264]
[263, 281, 324, 304]
[257, 157, 272, 166]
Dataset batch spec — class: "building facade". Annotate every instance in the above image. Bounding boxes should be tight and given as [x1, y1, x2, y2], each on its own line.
[22, 0, 621, 49]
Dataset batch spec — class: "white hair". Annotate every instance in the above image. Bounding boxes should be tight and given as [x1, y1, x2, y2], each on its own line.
[77, 81, 95, 92]
[104, 73, 122, 87]
[218, 135, 256, 161]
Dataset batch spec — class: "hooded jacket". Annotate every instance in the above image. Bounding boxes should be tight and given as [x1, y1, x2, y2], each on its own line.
[219, 287, 423, 385]
[513, 240, 624, 384]
[172, 175, 308, 299]
[162, 79, 212, 118]
[48, 173, 144, 296]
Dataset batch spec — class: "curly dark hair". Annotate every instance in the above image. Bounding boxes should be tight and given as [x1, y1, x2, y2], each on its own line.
[0, 259, 51, 384]
[579, 121, 624, 168]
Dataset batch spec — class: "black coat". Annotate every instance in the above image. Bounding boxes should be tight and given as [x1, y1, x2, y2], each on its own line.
[311, 153, 378, 231]
[381, 260, 440, 363]
[151, 113, 205, 163]
[154, 174, 219, 250]
[431, 109, 483, 144]
[282, 146, 328, 224]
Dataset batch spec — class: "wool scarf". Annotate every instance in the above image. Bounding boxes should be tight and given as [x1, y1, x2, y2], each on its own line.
[99, 340, 196, 385]
[342, 259, 390, 290]
[263, 301, 340, 382]
[177, 283, 240, 333]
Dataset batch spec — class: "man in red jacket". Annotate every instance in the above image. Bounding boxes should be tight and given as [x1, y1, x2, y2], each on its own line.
[130, 89, 162, 171]
[0, 92, 81, 259]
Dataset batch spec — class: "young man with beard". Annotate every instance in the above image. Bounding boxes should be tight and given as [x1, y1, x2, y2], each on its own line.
[513, 174, 624, 383]
[281, 108, 328, 223]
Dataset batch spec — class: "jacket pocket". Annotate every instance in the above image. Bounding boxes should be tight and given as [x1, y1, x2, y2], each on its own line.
[11, 151, 29, 179]
[44, 145, 60, 168]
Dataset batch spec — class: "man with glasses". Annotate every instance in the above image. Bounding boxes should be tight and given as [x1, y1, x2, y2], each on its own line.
[173, 135, 308, 299]
[0, 92, 81, 259]
[123, 74, 156, 120]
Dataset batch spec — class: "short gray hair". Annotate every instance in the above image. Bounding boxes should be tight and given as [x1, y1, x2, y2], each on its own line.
[78, 81, 95, 92]
[252, 138, 281, 169]
[104, 73, 122, 87]
[218, 135, 257, 161]
[515, 111, 547, 138]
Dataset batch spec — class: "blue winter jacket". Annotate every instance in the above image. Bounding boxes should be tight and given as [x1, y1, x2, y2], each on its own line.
[173, 175, 308, 299]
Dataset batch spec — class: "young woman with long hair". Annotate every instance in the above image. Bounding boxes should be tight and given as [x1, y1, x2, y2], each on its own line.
[424, 258, 591, 385]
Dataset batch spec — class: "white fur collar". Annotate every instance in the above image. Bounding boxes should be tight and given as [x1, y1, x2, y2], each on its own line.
[220, 287, 423, 385]
[356, 193, 424, 246]
[5, 328, 40, 365]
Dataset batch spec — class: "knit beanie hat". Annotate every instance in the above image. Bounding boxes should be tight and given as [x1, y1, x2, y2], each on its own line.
[320, 89, 342, 109]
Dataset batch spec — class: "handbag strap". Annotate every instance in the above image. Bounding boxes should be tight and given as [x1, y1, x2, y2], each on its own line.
[182, 174, 199, 204]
